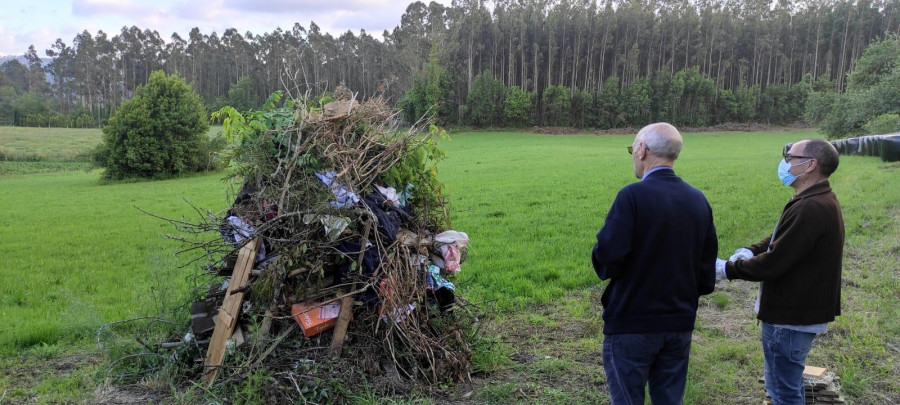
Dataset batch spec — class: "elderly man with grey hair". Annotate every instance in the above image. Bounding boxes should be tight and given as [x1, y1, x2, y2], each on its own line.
[592, 123, 718, 404]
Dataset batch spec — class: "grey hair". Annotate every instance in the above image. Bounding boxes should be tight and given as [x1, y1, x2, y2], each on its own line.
[636, 123, 683, 160]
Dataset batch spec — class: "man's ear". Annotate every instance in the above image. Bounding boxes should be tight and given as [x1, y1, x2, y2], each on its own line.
[805, 159, 818, 174]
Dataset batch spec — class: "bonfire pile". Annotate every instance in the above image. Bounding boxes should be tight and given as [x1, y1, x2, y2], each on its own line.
[165, 89, 476, 400]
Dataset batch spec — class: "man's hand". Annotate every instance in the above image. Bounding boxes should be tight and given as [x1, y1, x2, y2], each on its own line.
[729, 247, 753, 262]
[715, 258, 728, 282]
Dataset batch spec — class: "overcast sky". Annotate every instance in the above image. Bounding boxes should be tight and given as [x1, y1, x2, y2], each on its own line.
[0, 0, 453, 57]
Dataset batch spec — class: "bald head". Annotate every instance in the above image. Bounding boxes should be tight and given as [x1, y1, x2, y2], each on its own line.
[635, 123, 683, 160]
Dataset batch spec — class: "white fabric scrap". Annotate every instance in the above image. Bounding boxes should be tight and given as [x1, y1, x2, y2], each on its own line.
[375, 185, 400, 206]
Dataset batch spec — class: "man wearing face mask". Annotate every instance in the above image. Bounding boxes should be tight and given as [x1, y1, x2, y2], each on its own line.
[716, 139, 844, 405]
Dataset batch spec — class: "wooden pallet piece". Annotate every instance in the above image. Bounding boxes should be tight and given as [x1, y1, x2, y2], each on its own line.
[201, 237, 261, 384]
[328, 220, 371, 356]
[803, 365, 828, 378]
[328, 296, 355, 356]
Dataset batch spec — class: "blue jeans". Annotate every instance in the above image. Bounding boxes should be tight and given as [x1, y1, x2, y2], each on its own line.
[602, 332, 692, 405]
[761, 322, 816, 405]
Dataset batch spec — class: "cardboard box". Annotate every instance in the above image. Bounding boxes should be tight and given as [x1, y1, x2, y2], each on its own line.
[291, 299, 344, 338]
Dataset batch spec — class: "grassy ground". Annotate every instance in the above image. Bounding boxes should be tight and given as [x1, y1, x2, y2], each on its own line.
[0, 129, 897, 403]
[0, 127, 102, 162]
[0, 126, 222, 175]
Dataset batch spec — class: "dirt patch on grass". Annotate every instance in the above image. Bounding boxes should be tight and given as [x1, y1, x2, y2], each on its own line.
[0, 351, 103, 403]
[436, 290, 608, 403]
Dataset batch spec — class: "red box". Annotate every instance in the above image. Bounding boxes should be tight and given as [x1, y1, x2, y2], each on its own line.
[291, 299, 344, 338]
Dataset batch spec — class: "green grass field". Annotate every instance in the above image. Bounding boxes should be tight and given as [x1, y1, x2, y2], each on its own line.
[1, 127, 898, 403]
[0, 126, 223, 175]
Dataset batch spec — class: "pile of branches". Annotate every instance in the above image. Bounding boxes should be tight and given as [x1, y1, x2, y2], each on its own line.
[155, 90, 478, 401]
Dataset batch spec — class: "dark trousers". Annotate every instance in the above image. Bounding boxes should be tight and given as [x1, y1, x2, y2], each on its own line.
[602, 332, 693, 405]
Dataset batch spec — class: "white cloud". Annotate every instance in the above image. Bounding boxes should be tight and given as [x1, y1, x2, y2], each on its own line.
[223, 0, 369, 14]
[0, 28, 61, 57]
[0, 0, 452, 57]
[72, 0, 149, 17]
[170, 0, 229, 21]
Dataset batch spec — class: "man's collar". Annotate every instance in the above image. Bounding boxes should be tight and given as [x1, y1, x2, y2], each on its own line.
[641, 165, 673, 181]
[793, 180, 832, 200]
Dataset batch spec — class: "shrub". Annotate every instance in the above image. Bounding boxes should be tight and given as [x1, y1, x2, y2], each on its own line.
[542, 85, 571, 127]
[466, 70, 506, 127]
[96, 70, 212, 179]
[863, 113, 900, 135]
[503, 86, 534, 127]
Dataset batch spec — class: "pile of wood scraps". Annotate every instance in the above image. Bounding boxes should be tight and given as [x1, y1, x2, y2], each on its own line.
[762, 366, 844, 405]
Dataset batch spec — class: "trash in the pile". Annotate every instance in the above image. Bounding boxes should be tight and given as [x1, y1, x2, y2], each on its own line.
[432, 230, 469, 276]
[222, 215, 268, 261]
[363, 192, 409, 241]
[375, 185, 401, 206]
[426, 265, 455, 310]
[291, 299, 346, 338]
[302, 214, 351, 242]
[398, 184, 414, 207]
[315, 171, 360, 208]
[381, 303, 417, 324]
[190, 300, 217, 335]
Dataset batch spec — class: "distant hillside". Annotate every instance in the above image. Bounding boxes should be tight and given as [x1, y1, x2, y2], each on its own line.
[0, 55, 55, 83]
[0, 55, 52, 67]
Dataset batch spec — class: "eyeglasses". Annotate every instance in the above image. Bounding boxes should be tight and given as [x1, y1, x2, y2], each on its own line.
[783, 153, 813, 163]
[627, 145, 633, 154]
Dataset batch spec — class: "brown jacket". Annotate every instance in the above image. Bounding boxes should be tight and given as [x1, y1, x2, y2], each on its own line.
[726, 181, 844, 325]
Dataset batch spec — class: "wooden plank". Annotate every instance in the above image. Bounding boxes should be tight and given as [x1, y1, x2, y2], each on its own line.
[202, 237, 260, 384]
[803, 365, 828, 378]
[328, 296, 355, 356]
[328, 220, 371, 356]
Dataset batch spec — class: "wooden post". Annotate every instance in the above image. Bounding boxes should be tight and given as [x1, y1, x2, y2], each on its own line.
[202, 237, 260, 384]
[328, 296, 355, 356]
[328, 220, 371, 356]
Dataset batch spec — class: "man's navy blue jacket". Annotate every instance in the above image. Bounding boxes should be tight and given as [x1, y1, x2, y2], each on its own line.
[592, 168, 717, 334]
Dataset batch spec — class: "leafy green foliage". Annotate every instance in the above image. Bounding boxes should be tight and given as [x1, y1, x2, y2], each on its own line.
[398, 51, 455, 126]
[227, 76, 259, 112]
[622, 77, 651, 126]
[821, 37, 900, 139]
[503, 86, 534, 127]
[466, 70, 506, 127]
[541, 85, 571, 126]
[570, 89, 592, 128]
[863, 113, 900, 135]
[383, 125, 448, 226]
[594, 76, 622, 129]
[95, 71, 213, 179]
[803, 88, 837, 125]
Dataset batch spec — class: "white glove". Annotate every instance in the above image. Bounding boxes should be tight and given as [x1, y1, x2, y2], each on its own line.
[729, 247, 753, 262]
[715, 258, 728, 282]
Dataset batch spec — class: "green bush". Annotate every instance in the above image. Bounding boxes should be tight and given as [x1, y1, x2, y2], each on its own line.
[542, 85, 571, 127]
[503, 86, 534, 127]
[822, 37, 900, 139]
[466, 70, 506, 127]
[96, 70, 212, 179]
[863, 113, 900, 135]
[398, 49, 455, 126]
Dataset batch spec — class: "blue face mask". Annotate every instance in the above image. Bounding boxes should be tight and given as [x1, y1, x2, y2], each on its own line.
[777, 159, 808, 186]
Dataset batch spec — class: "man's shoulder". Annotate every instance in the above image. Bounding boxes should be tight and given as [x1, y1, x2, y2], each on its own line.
[791, 190, 841, 215]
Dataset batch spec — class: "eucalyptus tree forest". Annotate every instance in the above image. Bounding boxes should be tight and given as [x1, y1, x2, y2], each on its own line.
[0, 0, 898, 131]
